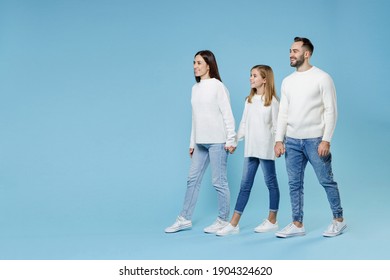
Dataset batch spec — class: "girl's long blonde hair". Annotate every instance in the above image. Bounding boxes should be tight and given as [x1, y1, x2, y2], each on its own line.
[247, 65, 278, 106]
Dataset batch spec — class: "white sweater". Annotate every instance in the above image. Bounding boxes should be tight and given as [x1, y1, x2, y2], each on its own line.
[190, 78, 236, 148]
[275, 66, 337, 143]
[237, 95, 279, 160]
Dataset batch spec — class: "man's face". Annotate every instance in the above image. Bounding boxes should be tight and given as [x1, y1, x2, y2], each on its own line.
[289, 41, 306, 68]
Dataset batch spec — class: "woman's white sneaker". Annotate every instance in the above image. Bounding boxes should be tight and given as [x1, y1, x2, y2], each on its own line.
[204, 218, 228, 233]
[216, 223, 239, 236]
[165, 216, 192, 233]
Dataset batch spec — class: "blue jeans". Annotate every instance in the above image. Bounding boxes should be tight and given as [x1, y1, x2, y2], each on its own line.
[234, 157, 279, 214]
[284, 137, 343, 222]
[180, 143, 230, 221]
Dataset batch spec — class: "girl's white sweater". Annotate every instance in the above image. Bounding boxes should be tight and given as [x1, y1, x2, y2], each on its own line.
[237, 95, 279, 160]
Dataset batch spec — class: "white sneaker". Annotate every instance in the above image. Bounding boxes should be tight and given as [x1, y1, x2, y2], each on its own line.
[165, 216, 192, 233]
[254, 219, 278, 233]
[204, 218, 228, 234]
[275, 222, 305, 238]
[216, 223, 239, 236]
[323, 220, 347, 237]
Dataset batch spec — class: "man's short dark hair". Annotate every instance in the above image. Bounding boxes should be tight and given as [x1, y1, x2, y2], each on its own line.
[294, 37, 314, 55]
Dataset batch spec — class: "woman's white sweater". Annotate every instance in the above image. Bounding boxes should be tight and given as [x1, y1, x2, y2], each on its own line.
[190, 78, 236, 148]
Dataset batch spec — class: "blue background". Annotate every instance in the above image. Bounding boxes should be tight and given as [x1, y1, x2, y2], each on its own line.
[0, 0, 389, 259]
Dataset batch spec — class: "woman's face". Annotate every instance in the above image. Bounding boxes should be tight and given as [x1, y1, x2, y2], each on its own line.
[193, 55, 210, 80]
[250, 69, 266, 90]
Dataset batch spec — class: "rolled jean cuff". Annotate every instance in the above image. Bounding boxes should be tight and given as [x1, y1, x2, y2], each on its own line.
[293, 217, 303, 223]
[333, 212, 343, 219]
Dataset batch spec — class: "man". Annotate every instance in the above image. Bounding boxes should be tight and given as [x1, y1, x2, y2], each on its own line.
[274, 37, 346, 238]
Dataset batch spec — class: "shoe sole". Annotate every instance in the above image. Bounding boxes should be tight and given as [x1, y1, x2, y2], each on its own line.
[204, 226, 228, 234]
[216, 230, 239, 237]
[204, 230, 221, 234]
[323, 224, 347, 237]
[165, 224, 192, 233]
[275, 232, 305, 238]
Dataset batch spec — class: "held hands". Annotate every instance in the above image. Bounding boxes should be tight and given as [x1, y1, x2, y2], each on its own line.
[274, 142, 285, 158]
[225, 146, 236, 154]
[189, 146, 236, 158]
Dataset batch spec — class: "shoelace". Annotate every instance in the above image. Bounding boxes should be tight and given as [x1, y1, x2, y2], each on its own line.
[332, 221, 340, 232]
[285, 223, 295, 233]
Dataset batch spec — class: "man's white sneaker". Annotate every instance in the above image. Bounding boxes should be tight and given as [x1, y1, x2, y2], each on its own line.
[323, 220, 347, 237]
[165, 216, 192, 233]
[254, 219, 279, 233]
[216, 223, 239, 236]
[275, 222, 305, 238]
[204, 218, 228, 234]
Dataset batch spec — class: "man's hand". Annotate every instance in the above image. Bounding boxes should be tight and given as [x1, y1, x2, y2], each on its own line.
[318, 141, 330, 157]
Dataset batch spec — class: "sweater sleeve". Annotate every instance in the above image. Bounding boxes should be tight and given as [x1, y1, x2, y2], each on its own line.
[217, 84, 237, 147]
[271, 98, 279, 136]
[236, 99, 248, 142]
[275, 81, 288, 142]
[321, 75, 337, 142]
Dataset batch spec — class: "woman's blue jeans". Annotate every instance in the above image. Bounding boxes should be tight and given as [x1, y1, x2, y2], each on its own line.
[180, 143, 230, 221]
[284, 137, 343, 223]
[234, 157, 279, 215]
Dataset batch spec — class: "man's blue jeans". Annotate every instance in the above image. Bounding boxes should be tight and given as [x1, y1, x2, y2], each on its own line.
[180, 143, 230, 221]
[234, 157, 279, 214]
[284, 137, 343, 222]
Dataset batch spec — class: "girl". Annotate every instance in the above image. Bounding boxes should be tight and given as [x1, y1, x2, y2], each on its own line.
[165, 50, 236, 234]
[216, 65, 280, 236]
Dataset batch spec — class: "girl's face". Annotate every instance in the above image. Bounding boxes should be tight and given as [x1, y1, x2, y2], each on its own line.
[250, 69, 266, 91]
[193, 55, 210, 80]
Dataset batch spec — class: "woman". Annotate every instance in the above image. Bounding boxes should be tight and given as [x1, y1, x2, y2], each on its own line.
[165, 50, 236, 234]
[216, 65, 280, 236]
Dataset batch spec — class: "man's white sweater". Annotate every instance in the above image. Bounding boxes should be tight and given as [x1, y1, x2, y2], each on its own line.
[275, 66, 337, 143]
[190, 78, 236, 148]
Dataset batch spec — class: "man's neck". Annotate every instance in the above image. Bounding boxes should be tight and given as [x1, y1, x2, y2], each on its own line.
[296, 63, 313, 72]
